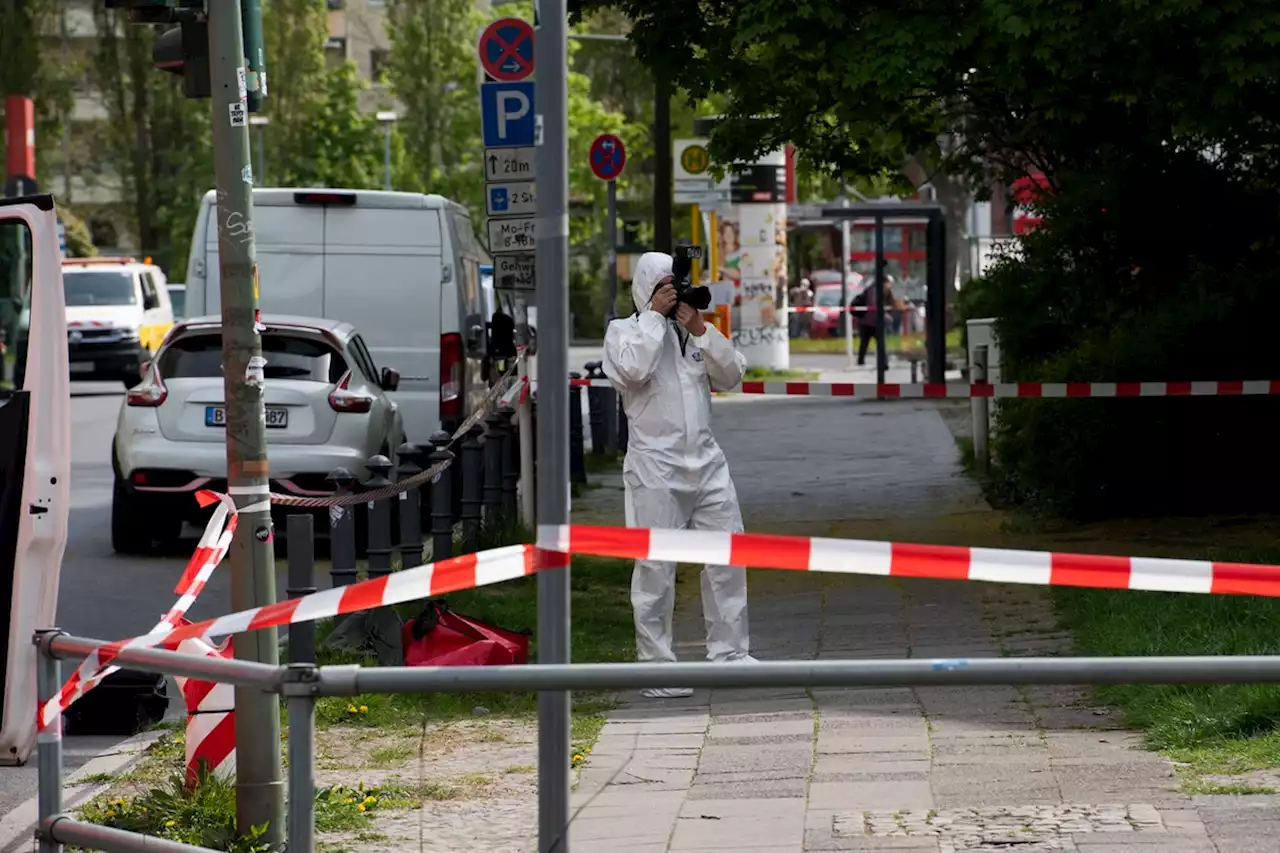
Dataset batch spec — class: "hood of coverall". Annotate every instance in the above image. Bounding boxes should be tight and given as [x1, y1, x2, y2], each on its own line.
[631, 252, 674, 315]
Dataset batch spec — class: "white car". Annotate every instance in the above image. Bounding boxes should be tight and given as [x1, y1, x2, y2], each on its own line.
[111, 314, 405, 554]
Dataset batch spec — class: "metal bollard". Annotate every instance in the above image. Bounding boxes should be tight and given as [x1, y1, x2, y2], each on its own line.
[286, 514, 317, 663]
[483, 410, 505, 525]
[499, 403, 520, 521]
[569, 371, 587, 484]
[460, 425, 484, 553]
[364, 454, 394, 579]
[617, 395, 629, 455]
[326, 468, 358, 587]
[972, 345, 990, 471]
[396, 442, 424, 569]
[585, 361, 618, 454]
[428, 431, 454, 562]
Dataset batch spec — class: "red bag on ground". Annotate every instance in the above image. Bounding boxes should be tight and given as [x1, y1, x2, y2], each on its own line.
[401, 600, 531, 667]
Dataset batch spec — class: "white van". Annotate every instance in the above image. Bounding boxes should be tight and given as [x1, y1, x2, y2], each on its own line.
[185, 189, 490, 443]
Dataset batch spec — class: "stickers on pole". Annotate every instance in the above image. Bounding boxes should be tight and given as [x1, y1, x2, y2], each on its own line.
[589, 134, 626, 181]
[228, 102, 247, 127]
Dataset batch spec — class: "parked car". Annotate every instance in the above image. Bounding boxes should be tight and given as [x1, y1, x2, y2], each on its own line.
[111, 314, 405, 554]
[16, 256, 175, 388]
[808, 274, 866, 338]
[184, 188, 490, 444]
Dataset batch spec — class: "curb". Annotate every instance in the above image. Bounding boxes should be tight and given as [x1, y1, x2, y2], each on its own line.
[0, 728, 167, 853]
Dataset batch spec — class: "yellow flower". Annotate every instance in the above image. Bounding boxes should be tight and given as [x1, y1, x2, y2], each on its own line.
[347, 705, 358, 714]
[359, 705, 369, 714]
[165, 820, 176, 828]
[357, 803, 366, 812]
[572, 754, 584, 764]
[105, 810, 115, 818]
[345, 798, 354, 804]
[365, 795, 377, 804]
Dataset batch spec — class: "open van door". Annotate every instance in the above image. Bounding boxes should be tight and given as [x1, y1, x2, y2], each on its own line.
[0, 195, 71, 764]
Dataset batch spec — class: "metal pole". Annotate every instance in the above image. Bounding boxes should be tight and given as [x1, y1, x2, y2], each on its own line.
[47, 634, 285, 688]
[517, 298, 535, 526]
[207, 4, 284, 842]
[383, 121, 392, 192]
[926, 212, 947, 383]
[535, 0, 572, 848]
[605, 179, 618, 329]
[43, 818, 224, 853]
[874, 216, 887, 384]
[653, 74, 672, 250]
[285, 668, 316, 853]
[690, 202, 701, 282]
[35, 630, 62, 853]
[972, 345, 990, 471]
[286, 515, 317, 663]
[322, 655, 1280, 695]
[840, 182, 853, 368]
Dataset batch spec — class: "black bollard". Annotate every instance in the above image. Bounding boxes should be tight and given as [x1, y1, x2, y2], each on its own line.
[569, 372, 587, 484]
[617, 396, 628, 455]
[460, 424, 484, 553]
[498, 404, 519, 521]
[396, 442, 424, 569]
[483, 410, 505, 526]
[364, 455, 394, 579]
[585, 361, 607, 455]
[326, 467, 358, 587]
[428, 431, 454, 562]
[286, 514, 317, 663]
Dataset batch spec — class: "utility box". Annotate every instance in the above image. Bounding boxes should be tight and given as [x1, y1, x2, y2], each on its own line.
[966, 317, 1003, 445]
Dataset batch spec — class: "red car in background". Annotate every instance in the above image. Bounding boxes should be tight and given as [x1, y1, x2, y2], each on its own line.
[806, 271, 865, 337]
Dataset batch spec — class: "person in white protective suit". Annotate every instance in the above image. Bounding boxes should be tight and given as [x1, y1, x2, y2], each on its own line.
[603, 251, 756, 698]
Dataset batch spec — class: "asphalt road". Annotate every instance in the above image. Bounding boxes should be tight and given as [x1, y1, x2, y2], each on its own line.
[0, 382, 225, 826]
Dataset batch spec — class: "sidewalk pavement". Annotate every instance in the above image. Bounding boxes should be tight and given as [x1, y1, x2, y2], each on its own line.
[571, 389, 1280, 852]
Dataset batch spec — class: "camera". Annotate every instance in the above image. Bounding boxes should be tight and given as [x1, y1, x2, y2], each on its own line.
[667, 242, 711, 315]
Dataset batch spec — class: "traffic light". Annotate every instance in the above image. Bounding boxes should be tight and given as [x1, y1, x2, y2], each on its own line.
[108, 0, 266, 110]
[153, 20, 211, 99]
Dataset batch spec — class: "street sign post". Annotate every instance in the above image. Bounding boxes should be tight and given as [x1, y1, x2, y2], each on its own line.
[589, 133, 626, 181]
[481, 81, 536, 148]
[478, 17, 535, 82]
[485, 147, 536, 181]
[486, 181, 537, 217]
[488, 217, 537, 254]
[495, 254, 535, 291]
[673, 137, 730, 205]
[589, 134, 627, 333]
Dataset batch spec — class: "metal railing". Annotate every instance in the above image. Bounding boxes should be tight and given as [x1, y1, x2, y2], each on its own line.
[32, 627, 1280, 853]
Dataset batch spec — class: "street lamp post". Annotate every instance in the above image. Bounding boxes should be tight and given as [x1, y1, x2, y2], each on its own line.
[249, 115, 269, 186]
[375, 111, 397, 192]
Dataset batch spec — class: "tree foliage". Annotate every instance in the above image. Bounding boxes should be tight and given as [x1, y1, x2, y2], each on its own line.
[260, 0, 384, 188]
[90, 9, 212, 273]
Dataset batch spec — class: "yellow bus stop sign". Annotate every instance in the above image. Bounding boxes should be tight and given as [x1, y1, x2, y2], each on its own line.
[681, 144, 710, 175]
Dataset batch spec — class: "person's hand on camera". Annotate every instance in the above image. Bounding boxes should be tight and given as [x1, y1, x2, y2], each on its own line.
[676, 303, 707, 336]
[650, 278, 677, 316]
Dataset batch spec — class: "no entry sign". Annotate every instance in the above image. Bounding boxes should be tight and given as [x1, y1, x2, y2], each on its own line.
[589, 134, 626, 181]
[478, 18, 535, 83]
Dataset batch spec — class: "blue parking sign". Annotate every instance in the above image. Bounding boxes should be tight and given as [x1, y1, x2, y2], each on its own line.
[481, 81, 536, 148]
[490, 187, 510, 213]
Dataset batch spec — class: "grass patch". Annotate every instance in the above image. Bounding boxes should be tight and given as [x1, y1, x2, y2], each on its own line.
[788, 328, 961, 356]
[1180, 778, 1277, 796]
[1054, 532, 1280, 776]
[742, 367, 819, 381]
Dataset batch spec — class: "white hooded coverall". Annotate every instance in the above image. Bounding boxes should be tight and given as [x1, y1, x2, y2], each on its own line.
[602, 252, 752, 677]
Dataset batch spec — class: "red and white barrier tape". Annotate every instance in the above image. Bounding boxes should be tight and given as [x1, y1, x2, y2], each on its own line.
[785, 305, 870, 314]
[40, 521, 1280, 710]
[173, 628, 236, 787]
[569, 378, 1280, 398]
[37, 491, 237, 730]
[539, 525, 1280, 597]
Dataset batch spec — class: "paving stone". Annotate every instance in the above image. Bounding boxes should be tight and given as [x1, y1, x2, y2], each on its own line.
[808, 780, 935, 810]
[817, 735, 932, 756]
[709, 719, 815, 741]
[571, 813, 678, 843]
[686, 777, 808, 800]
[698, 745, 814, 776]
[812, 755, 933, 777]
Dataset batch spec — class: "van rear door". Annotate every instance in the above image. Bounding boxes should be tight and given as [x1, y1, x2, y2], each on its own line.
[201, 194, 325, 316]
[322, 201, 444, 444]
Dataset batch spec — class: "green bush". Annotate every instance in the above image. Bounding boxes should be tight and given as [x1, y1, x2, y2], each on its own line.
[962, 155, 1280, 518]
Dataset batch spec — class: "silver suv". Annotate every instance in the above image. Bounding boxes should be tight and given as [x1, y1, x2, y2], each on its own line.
[111, 314, 405, 554]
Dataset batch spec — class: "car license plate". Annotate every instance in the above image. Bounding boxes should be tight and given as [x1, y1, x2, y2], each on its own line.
[69, 362, 94, 374]
[205, 406, 289, 428]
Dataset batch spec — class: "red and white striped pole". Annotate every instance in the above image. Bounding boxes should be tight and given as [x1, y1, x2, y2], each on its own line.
[173, 632, 236, 788]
